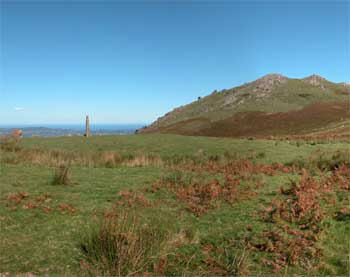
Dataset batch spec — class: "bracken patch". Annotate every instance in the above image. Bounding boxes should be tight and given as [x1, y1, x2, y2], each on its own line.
[254, 170, 334, 271]
[176, 159, 296, 177]
[154, 164, 258, 216]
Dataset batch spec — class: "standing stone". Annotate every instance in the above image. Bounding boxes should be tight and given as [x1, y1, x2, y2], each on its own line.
[85, 115, 91, 137]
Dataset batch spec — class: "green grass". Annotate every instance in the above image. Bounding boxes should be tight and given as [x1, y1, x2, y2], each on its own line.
[0, 134, 349, 275]
[0, 163, 163, 275]
[20, 134, 349, 164]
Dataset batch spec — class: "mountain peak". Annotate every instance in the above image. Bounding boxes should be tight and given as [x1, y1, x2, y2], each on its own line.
[303, 74, 329, 88]
[303, 74, 327, 81]
[260, 73, 287, 80]
[308, 73, 326, 78]
[256, 73, 289, 83]
[249, 73, 288, 94]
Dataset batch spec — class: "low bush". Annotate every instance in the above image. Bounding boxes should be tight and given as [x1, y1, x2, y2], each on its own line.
[285, 150, 350, 172]
[312, 150, 350, 171]
[334, 207, 350, 222]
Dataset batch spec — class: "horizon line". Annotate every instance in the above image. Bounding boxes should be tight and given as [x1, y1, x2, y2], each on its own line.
[0, 122, 149, 126]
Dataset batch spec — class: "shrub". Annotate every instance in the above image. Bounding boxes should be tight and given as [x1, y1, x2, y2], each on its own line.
[0, 135, 22, 152]
[315, 150, 350, 171]
[79, 208, 173, 276]
[52, 165, 71, 185]
[334, 207, 350, 221]
[285, 150, 350, 172]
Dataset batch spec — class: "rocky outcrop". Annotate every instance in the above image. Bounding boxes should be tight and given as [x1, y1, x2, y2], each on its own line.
[302, 74, 328, 89]
[251, 74, 288, 93]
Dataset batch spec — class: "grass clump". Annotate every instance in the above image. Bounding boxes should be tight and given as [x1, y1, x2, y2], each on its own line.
[79, 207, 174, 276]
[201, 242, 250, 276]
[51, 165, 71, 185]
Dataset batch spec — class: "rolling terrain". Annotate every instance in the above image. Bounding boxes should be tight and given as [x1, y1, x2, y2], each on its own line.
[0, 134, 349, 275]
[138, 74, 350, 137]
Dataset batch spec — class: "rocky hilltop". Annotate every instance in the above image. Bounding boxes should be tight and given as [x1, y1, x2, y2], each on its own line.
[138, 74, 350, 137]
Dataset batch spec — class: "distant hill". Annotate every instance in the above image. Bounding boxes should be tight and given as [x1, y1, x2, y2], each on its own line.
[137, 74, 350, 137]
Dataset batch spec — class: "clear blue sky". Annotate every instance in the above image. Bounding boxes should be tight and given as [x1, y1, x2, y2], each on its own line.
[1, 0, 349, 124]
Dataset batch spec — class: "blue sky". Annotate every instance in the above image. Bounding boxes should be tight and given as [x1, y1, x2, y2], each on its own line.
[1, 0, 349, 124]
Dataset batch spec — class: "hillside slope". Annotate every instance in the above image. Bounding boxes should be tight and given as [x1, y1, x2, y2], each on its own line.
[138, 74, 350, 137]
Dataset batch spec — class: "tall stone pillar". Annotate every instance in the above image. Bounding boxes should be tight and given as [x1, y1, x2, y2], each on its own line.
[85, 115, 91, 137]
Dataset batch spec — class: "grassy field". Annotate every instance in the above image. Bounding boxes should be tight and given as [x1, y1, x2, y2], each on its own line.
[18, 134, 350, 164]
[0, 134, 349, 276]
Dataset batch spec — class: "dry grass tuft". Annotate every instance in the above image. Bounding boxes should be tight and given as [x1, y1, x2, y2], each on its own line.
[1, 146, 167, 169]
[79, 208, 173, 276]
[51, 165, 71, 185]
[200, 242, 250, 276]
[123, 154, 164, 167]
[0, 135, 22, 152]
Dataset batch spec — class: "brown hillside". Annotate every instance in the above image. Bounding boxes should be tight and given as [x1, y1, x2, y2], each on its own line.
[147, 102, 349, 137]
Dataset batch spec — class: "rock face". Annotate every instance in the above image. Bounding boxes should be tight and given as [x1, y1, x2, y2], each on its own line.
[339, 82, 350, 88]
[302, 74, 328, 89]
[251, 74, 288, 92]
[138, 73, 349, 136]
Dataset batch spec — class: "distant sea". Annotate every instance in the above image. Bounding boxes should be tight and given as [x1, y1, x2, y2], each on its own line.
[0, 124, 146, 137]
